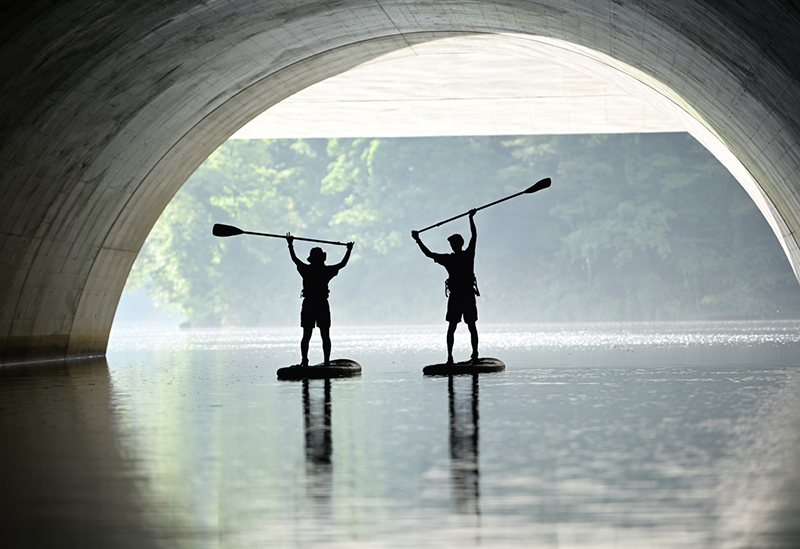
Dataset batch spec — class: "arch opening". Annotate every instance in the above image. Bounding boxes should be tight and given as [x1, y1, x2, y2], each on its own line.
[117, 33, 800, 330]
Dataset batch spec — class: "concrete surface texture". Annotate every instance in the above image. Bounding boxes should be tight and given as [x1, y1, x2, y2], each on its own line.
[1, 1, 799, 364]
[231, 34, 682, 138]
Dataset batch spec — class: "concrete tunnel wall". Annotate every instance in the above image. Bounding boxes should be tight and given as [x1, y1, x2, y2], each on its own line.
[1, 1, 800, 364]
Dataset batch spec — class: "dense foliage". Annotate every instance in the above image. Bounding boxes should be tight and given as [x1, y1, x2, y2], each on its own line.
[127, 134, 800, 326]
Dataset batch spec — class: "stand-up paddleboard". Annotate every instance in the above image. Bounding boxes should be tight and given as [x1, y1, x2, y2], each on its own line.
[423, 357, 505, 376]
[277, 359, 362, 380]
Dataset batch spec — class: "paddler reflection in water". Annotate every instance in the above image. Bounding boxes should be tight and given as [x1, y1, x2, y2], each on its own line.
[286, 234, 354, 367]
[412, 209, 480, 365]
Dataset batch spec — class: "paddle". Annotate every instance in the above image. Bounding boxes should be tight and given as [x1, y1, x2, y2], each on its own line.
[416, 177, 551, 234]
[212, 223, 349, 247]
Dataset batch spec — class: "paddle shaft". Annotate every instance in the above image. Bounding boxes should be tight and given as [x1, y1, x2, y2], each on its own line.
[417, 188, 530, 234]
[242, 230, 348, 247]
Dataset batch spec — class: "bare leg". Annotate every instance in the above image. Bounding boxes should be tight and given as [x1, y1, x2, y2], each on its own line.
[320, 326, 332, 366]
[446, 321, 459, 364]
[301, 326, 314, 366]
[467, 321, 479, 362]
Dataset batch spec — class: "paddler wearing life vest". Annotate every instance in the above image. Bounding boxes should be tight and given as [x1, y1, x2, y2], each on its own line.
[286, 234, 354, 367]
[412, 209, 480, 365]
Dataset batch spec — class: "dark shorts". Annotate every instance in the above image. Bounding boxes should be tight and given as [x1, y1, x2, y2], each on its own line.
[301, 298, 331, 328]
[446, 292, 478, 324]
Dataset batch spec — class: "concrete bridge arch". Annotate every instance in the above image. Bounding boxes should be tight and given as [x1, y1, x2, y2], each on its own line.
[2, 1, 799, 364]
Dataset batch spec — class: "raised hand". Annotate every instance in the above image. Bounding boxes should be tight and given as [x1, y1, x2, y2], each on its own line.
[346, 241, 354, 251]
[285, 232, 294, 246]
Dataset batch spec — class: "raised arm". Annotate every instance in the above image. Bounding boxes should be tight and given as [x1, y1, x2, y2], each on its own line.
[332, 242, 354, 269]
[467, 209, 477, 250]
[411, 230, 436, 259]
[286, 233, 303, 267]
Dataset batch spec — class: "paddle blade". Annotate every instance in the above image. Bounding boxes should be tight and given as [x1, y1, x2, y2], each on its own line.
[525, 177, 552, 194]
[212, 223, 243, 237]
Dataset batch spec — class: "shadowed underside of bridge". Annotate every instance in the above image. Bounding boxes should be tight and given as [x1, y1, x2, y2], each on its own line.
[1, 1, 800, 365]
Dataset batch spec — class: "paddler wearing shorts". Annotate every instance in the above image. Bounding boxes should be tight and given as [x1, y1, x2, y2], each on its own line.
[412, 209, 480, 365]
[286, 234, 354, 367]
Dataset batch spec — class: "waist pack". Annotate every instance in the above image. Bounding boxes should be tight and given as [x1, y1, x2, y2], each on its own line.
[445, 275, 480, 298]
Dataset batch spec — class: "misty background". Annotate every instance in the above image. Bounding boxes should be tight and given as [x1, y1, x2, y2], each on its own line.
[115, 133, 800, 328]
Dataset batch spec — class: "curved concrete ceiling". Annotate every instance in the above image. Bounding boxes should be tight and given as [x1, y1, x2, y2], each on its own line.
[1, 1, 799, 364]
[232, 35, 683, 138]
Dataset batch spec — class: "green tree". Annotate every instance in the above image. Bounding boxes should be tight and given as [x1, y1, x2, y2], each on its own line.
[127, 134, 800, 326]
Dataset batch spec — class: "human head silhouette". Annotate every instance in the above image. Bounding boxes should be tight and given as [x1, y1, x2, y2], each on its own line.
[308, 247, 327, 265]
[447, 234, 464, 252]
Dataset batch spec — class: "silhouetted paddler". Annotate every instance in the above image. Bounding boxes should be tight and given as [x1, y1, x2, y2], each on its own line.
[412, 209, 480, 364]
[287, 234, 353, 367]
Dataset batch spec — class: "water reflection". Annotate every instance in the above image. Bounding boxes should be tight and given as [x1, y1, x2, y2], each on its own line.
[0, 358, 156, 547]
[303, 379, 333, 501]
[4, 323, 800, 546]
[448, 374, 480, 517]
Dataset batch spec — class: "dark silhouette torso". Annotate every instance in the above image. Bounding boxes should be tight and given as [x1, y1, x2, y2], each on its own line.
[432, 243, 476, 297]
[296, 263, 341, 301]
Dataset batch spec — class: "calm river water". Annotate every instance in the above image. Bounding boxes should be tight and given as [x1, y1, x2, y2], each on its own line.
[2, 322, 800, 547]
